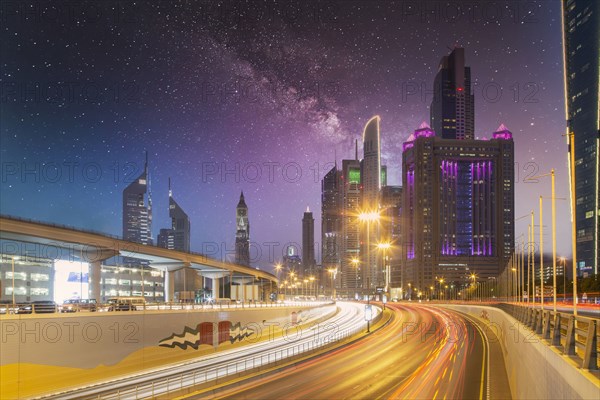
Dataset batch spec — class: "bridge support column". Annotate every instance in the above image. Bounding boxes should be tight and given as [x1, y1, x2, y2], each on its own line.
[165, 271, 175, 302]
[90, 261, 101, 301]
[211, 277, 220, 299]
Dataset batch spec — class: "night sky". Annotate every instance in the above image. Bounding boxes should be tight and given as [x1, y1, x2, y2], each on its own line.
[1, 1, 573, 270]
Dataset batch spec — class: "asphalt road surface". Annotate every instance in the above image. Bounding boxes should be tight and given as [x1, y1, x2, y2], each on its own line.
[197, 303, 504, 400]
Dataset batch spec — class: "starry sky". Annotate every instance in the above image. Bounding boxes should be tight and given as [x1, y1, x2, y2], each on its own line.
[1, 1, 573, 270]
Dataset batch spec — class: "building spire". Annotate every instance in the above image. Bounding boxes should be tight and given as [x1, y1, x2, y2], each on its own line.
[334, 149, 337, 169]
[144, 150, 148, 174]
[168, 177, 172, 197]
[355, 139, 358, 161]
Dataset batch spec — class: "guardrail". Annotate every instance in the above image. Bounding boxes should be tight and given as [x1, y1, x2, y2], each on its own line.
[93, 307, 382, 400]
[0, 300, 333, 315]
[38, 303, 381, 400]
[499, 304, 599, 370]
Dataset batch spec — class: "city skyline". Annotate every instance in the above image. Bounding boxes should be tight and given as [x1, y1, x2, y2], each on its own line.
[1, 1, 575, 270]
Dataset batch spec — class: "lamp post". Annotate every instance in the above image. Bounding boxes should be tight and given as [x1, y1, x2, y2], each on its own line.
[351, 258, 360, 298]
[512, 267, 517, 303]
[327, 268, 337, 300]
[567, 132, 578, 317]
[309, 276, 315, 299]
[359, 211, 380, 300]
[560, 257, 566, 303]
[528, 170, 559, 312]
[377, 242, 391, 293]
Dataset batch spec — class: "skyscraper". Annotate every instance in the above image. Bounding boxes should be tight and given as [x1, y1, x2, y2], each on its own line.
[401, 123, 514, 292]
[158, 178, 191, 252]
[361, 116, 382, 292]
[302, 207, 316, 275]
[562, 0, 599, 275]
[361, 116, 382, 208]
[430, 47, 475, 140]
[339, 157, 362, 293]
[321, 163, 341, 274]
[122, 152, 153, 245]
[380, 185, 402, 293]
[235, 191, 250, 266]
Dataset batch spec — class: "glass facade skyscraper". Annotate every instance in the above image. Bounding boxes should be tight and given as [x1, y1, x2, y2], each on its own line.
[122, 154, 153, 246]
[302, 207, 316, 275]
[321, 164, 341, 273]
[563, 0, 599, 275]
[158, 179, 191, 253]
[430, 47, 475, 141]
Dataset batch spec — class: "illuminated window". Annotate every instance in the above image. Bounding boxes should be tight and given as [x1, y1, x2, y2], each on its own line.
[5, 287, 27, 295]
[30, 288, 49, 296]
[5, 271, 27, 280]
[30, 273, 49, 281]
[585, 211, 594, 219]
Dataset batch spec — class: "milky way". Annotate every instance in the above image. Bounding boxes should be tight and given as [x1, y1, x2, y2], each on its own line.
[1, 1, 572, 269]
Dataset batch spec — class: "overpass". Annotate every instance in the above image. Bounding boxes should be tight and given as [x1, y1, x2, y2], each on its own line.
[0, 215, 277, 301]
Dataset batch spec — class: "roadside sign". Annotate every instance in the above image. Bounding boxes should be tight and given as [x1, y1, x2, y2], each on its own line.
[365, 304, 373, 321]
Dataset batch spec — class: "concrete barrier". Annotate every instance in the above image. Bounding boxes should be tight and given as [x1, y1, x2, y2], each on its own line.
[0, 303, 336, 399]
[441, 304, 600, 400]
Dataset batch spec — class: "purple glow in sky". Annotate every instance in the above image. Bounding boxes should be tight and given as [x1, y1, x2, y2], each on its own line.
[1, 1, 573, 270]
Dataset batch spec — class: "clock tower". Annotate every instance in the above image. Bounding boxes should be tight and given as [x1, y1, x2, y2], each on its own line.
[235, 191, 250, 266]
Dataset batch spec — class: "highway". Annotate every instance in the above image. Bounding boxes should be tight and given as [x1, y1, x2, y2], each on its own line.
[194, 303, 508, 400]
[40, 302, 375, 399]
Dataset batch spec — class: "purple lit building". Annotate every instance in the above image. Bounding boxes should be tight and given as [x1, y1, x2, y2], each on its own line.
[401, 123, 514, 294]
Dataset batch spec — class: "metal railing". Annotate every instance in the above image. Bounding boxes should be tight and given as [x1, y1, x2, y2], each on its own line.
[0, 300, 333, 315]
[38, 304, 382, 400]
[499, 304, 599, 370]
[94, 310, 382, 400]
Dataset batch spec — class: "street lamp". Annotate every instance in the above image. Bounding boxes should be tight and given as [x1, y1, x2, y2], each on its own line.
[359, 211, 380, 299]
[309, 276, 315, 299]
[560, 257, 566, 303]
[377, 242, 391, 293]
[438, 277, 445, 300]
[327, 268, 337, 299]
[351, 257, 360, 297]
[469, 273, 477, 301]
[511, 267, 517, 303]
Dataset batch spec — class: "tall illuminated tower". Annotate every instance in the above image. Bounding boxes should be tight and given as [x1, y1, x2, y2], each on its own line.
[402, 123, 514, 291]
[430, 47, 474, 140]
[361, 116, 382, 292]
[302, 207, 316, 276]
[321, 163, 341, 274]
[340, 157, 361, 293]
[122, 152, 153, 246]
[235, 191, 250, 266]
[562, 0, 599, 275]
[158, 178, 191, 252]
